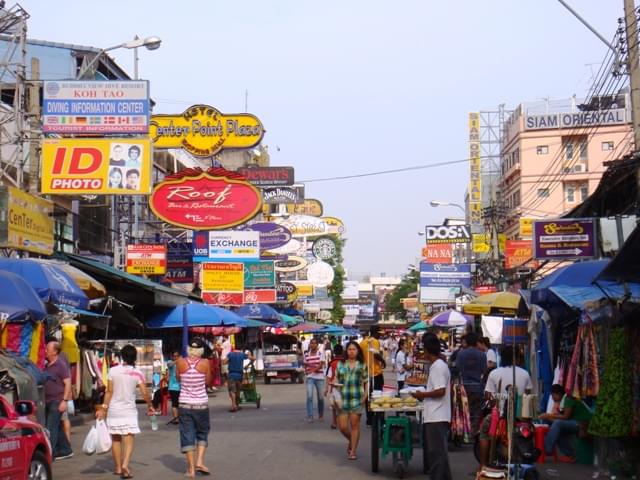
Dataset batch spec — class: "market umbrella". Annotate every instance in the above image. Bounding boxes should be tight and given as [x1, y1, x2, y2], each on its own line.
[31, 259, 107, 299]
[0, 270, 47, 323]
[462, 291, 520, 316]
[279, 313, 303, 326]
[0, 258, 89, 310]
[307, 325, 349, 335]
[146, 303, 248, 329]
[288, 321, 325, 333]
[430, 309, 473, 327]
[408, 320, 428, 332]
[236, 304, 282, 325]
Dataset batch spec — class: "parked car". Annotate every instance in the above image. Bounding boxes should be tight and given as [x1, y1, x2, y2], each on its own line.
[0, 394, 52, 480]
[262, 333, 304, 384]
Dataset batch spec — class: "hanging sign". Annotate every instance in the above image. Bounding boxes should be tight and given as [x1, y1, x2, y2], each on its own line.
[421, 244, 452, 264]
[321, 217, 346, 236]
[150, 168, 262, 230]
[533, 219, 596, 260]
[266, 238, 301, 255]
[286, 198, 324, 217]
[312, 237, 337, 260]
[150, 104, 264, 157]
[274, 256, 308, 272]
[166, 242, 194, 283]
[276, 282, 298, 302]
[274, 215, 329, 237]
[244, 260, 275, 288]
[238, 166, 294, 186]
[200, 262, 244, 293]
[243, 289, 277, 304]
[262, 185, 305, 204]
[425, 224, 471, 244]
[306, 261, 335, 287]
[419, 262, 472, 288]
[239, 222, 292, 250]
[126, 244, 167, 275]
[519, 218, 533, 238]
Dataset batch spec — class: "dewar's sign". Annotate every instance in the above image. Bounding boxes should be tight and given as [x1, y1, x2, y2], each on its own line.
[149, 168, 262, 230]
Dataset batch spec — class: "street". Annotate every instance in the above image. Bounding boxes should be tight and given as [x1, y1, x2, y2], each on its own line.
[53, 380, 593, 480]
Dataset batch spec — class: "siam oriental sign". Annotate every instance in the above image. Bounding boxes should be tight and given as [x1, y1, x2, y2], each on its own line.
[150, 105, 264, 157]
[150, 168, 262, 230]
[237, 166, 294, 186]
[524, 109, 626, 131]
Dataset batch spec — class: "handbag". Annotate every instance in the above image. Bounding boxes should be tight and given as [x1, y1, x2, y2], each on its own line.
[95, 419, 112, 454]
[82, 425, 97, 455]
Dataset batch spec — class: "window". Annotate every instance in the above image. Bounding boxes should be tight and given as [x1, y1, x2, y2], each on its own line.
[537, 188, 550, 198]
[602, 141, 614, 151]
[536, 145, 549, 155]
[565, 142, 574, 160]
[580, 184, 589, 201]
[563, 136, 588, 173]
[565, 184, 576, 203]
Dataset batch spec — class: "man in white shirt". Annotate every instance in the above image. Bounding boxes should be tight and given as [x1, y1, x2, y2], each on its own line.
[479, 337, 497, 370]
[395, 338, 411, 391]
[412, 335, 452, 480]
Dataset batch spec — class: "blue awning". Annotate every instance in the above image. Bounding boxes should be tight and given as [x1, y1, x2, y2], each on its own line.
[55, 304, 111, 318]
[549, 283, 640, 309]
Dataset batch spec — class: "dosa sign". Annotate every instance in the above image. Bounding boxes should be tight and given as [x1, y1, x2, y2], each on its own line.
[425, 224, 471, 244]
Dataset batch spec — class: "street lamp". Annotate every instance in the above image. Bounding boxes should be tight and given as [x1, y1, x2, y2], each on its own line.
[78, 36, 162, 79]
[429, 200, 466, 215]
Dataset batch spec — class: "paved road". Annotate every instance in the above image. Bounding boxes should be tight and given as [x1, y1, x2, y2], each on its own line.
[53, 380, 593, 479]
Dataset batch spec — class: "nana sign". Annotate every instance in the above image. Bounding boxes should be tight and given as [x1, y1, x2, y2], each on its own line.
[150, 104, 264, 157]
[533, 219, 596, 260]
[150, 168, 262, 230]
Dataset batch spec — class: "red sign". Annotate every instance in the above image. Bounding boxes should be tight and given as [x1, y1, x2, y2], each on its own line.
[149, 167, 262, 230]
[421, 244, 453, 264]
[505, 240, 534, 269]
[202, 292, 244, 306]
[125, 244, 167, 275]
[243, 289, 277, 304]
[475, 285, 497, 295]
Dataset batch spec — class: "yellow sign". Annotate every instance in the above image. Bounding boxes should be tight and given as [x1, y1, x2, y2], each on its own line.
[41, 138, 152, 195]
[296, 284, 314, 297]
[286, 199, 324, 217]
[469, 202, 482, 224]
[0, 187, 53, 255]
[519, 218, 533, 238]
[472, 233, 506, 254]
[469, 112, 482, 225]
[201, 262, 244, 293]
[321, 217, 346, 235]
[150, 105, 264, 157]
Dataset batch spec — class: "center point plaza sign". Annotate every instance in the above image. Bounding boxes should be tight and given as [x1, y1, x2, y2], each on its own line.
[150, 104, 264, 157]
[149, 167, 263, 230]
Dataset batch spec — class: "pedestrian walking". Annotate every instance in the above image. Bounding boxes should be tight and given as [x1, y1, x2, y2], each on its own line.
[412, 335, 452, 480]
[453, 332, 486, 435]
[335, 341, 368, 460]
[96, 344, 155, 479]
[176, 338, 213, 478]
[43, 340, 74, 461]
[167, 350, 181, 424]
[324, 343, 344, 429]
[224, 347, 255, 412]
[303, 338, 326, 422]
[395, 338, 412, 391]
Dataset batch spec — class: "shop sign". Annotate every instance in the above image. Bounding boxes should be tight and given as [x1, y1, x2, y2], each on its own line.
[200, 262, 244, 293]
[504, 240, 534, 269]
[419, 286, 459, 303]
[202, 292, 244, 306]
[262, 185, 305, 204]
[321, 217, 346, 236]
[43, 80, 150, 134]
[475, 285, 497, 295]
[243, 289, 276, 304]
[306, 261, 335, 287]
[341, 280, 359, 300]
[166, 243, 193, 283]
[286, 198, 324, 217]
[192, 230, 260, 261]
[317, 310, 332, 321]
[266, 238, 301, 255]
[41, 138, 152, 194]
[524, 109, 626, 131]
[421, 244, 452, 264]
[0, 187, 53, 255]
[126, 244, 167, 275]
[274, 215, 329, 237]
[533, 219, 596, 260]
[425, 224, 471, 244]
[519, 218, 533, 238]
[312, 237, 337, 260]
[259, 251, 288, 261]
[469, 112, 482, 225]
[419, 262, 471, 288]
[314, 286, 329, 299]
[344, 304, 361, 316]
[274, 256, 308, 272]
[150, 104, 264, 157]
[303, 302, 321, 313]
[238, 166, 294, 186]
[243, 260, 275, 288]
[472, 233, 506, 254]
[289, 281, 314, 297]
[150, 168, 262, 230]
[239, 222, 291, 250]
[276, 282, 298, 302]
[342, 316, 356, 326]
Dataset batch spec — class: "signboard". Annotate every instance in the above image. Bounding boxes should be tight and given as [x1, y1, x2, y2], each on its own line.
[166, 243, 194, 284]
[312, 237, 337, 260]
[425, 224, 471, 244]
[150, 104, 264, 157]
[341, 280, 360, 300]
[504, 240, 533, 269]
[314, 286, 329, 299]
[41, 138, 152, 194]
[291, 282, 314, 297]
[0, 187, 53, 255]
[267, 238, 301, 255]
[286, 198, 324, 217]
[419, 263, 472, 288]
[274, 256, 308, 272]
[420, 286, 459, 303]
[149, 168, 262, 230]
[262, 185, 305, 204]
[421, 244, 452, 264]
[533, 219, 596, 260]
[200, 262, 244, 293]
[274, 215, 329, 237]
[239, 222, 291, 250]
[276, 282, 298, 303]
[43, 80, 150, 134]
[126, 244, 167, 275]
[472, 233, 506, 254]
[344, 304, 361, 316]
[243, 289, 276, 304]
[208, 231, 260, 260]
[306, 261, 335, 287]
[475, 285, 498, 295]
[524, 109, 626, 131]
[202, 292, 243, 306]
[519, 218, 533, 238]
[321, 217, 346, 236]
[238, 166, 294, 186]
[469, 112, 482, 225]
[244, 260, 275, 288]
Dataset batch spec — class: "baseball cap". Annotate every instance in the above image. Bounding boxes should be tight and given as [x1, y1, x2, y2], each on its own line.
[189, 337, 205, 349]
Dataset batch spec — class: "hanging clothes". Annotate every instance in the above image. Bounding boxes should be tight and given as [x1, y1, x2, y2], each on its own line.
[565, 323, 600, 399]
[450, 379, 472, 444]
[60, 323, 80, 364]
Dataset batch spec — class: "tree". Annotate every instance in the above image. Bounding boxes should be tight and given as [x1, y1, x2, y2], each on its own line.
[383, 269, 419, 320]
[326, 235, 346, 324]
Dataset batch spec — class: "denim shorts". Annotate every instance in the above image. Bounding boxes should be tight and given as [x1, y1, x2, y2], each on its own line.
[178, 406, 210, 452]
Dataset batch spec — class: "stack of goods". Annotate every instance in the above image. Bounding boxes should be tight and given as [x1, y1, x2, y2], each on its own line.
[370, 396, 419, 410]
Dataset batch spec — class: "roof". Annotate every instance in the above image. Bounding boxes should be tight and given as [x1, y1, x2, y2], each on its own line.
[25, 37, 101, 53]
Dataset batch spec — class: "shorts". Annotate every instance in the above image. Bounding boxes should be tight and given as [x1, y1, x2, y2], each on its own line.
[178, 406, 210, 452]
[61, 410, 69, 422]
[169, 389, 180, 408]
[338, 405, 364, 416]
[228, 378, 242, 394]
[479, 415, 491, 441]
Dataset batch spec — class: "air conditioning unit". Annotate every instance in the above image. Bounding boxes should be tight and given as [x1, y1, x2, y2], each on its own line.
[573, 164, 586, 173]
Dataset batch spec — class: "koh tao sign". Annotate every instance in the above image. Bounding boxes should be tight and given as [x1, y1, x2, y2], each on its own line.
[150, 168, 262, 230]
[150, 104, 264, 157]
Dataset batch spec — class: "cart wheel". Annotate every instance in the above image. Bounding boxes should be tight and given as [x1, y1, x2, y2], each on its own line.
[256, 396, 261, 409]
[264, 376, 271, 385]
[371, 413, 379, 473]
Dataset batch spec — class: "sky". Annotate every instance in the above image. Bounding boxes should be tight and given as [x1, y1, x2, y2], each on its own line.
[22, 0, 621, 279]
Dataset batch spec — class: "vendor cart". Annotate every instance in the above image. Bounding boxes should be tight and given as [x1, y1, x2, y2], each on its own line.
[238, 361, 261, 408]
[369, 404, 426, 478]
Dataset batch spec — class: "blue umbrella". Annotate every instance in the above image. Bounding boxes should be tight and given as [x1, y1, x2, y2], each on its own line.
[0, 270, 47, 322]
[308, 325, 349, 335]
[236, 304, 282, 324]
[0, 258, 89, 309]
[147, 303, 248, 329]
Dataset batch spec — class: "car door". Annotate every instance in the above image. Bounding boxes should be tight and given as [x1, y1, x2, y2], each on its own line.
[0, 401, 22, 479]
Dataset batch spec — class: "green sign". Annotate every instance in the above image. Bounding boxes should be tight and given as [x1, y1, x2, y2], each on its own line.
[244, 260, 275, 288]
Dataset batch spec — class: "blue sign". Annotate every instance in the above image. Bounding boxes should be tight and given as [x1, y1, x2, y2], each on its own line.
[167, 242, 193, 283]
[419, 263, 471, 288]
[192, 231, 210, 262]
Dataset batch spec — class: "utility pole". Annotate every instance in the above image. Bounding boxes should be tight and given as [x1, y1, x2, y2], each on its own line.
[624, 0, 640, 148]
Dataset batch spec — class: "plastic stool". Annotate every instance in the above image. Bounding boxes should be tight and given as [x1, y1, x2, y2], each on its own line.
[382, 416, 412, 459]
[533, 424, 557, 463]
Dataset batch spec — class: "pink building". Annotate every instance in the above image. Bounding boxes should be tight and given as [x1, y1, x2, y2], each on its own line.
[500, 96, 633, 238]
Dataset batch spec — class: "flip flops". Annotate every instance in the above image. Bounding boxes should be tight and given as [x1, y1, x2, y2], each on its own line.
[195, 466, 211, 476]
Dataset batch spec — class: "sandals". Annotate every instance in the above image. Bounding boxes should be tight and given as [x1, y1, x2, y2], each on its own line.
[120, 468, 133, 479]
[348, 452, 357, 460]
[195, 466, 211, 476]
[229, 407, 238, 412]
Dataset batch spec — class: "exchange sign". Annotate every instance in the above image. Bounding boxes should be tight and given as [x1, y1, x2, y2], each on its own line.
[425, 224, 471, 245]
[533, 219, 596, 260]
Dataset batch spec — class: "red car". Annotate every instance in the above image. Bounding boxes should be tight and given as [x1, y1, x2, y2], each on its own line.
[0, 394, 52, 480]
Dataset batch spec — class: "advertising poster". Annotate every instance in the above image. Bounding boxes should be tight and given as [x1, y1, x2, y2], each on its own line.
[166, 242, 194, 283]
[201, 262, 244, 293]
[419, 263, 471, 288]
[0, 187, 53, 255]
[425, 224, 471, 245]
[533, 219, 596, 260]
[421, 244, 452, 264]
[126, 244, 167, 275]
[244, 260, 275, 288]
[504, 240, 534, 269]
[238, 166, 294, 186]
[41, 138, 152, 195]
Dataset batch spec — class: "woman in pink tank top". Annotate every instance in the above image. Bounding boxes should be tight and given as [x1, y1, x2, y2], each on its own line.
[176, 338, 212, 478]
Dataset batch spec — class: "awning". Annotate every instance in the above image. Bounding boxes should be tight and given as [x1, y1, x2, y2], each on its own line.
[55, 304, 111, 318]
[549, 283, 640, 309]
[59, 253, 198, 308]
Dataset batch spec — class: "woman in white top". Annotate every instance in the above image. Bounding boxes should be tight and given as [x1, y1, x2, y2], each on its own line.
[97, 344, 155, 479]
[395, 338, 412, 391]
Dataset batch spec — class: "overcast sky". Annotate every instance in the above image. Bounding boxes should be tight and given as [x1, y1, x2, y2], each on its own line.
[23, 0, 620, 279]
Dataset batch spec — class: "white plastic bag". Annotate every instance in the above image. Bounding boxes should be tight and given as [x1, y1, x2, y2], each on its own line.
[331, 388, 342, 410]
[82, 425, 97, 455]
[95, 420, 112, 454]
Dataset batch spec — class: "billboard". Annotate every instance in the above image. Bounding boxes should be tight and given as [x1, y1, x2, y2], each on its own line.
[41, 138, 152, 195]
[237, 166, 294, 186]
[341, 280, 360, 300]
[243, 260, 275, 288]
[126, 244, 167, 275]
[166, 243, 194, 283]
[0, 187, 53, 255]
[504, 240, 534, 269]
[262, 185, 305, 204]
[533, 219, 596, 260]
[469, 112, 482, 225]
[519, 218, 533, 238]
[238, 222, 291, 250]
[472, 233, 506, 254]
[425, 224, 471, 244]
[243, 289, 277, 304]
[200, 262, 244, 293]
[421, 244, 452, 264]
[419, 263, 472, 288]
[524, 109, 626, 131]
[420, 286, 460, 303]
[43, 80, 150, 134]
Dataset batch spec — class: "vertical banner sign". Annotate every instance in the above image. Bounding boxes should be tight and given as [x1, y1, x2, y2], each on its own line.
[469, 112, 482, 225]
[126, 244, 167, 275]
